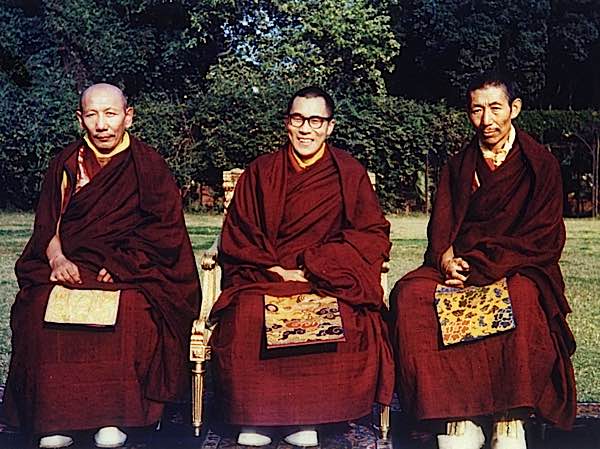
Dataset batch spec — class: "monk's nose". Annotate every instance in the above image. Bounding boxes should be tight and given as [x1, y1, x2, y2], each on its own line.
[299, 120, 312, 133]
[481, 109, 493, 126]
[96, 114, 108, 130]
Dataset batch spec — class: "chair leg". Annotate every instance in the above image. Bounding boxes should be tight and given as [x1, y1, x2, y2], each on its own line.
[380, 404, 390, 440]
[192, 361, 205, 437]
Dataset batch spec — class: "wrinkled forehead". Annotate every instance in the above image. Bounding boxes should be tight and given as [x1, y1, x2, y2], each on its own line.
[468, 84, 511, 107]
[80, 85, 127, 111]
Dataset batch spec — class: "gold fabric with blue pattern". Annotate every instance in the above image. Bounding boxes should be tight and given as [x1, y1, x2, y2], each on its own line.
[435, 277, 515, 346]
[264, 293, 345, 348]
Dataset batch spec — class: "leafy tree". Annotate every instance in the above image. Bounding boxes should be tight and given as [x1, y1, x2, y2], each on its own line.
[213, 0, 400, 94]
[0, 5, 79, 209]
[545, 0, 600, 108]
[184, 0, 402, 206]
[388, 0, 551, 105]
[1, 0, 599, 213]
[0, 0, 236, 208]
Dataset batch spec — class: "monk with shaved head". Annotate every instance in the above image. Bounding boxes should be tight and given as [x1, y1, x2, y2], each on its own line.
[77, 83, 132, 156]
[3, 83, 200, 448]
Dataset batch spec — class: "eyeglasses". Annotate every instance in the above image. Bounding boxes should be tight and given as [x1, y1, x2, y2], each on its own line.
[286, 113, 332, 130]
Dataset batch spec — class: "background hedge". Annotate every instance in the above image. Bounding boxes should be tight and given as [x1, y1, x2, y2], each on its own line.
[1, 1, 599, 215]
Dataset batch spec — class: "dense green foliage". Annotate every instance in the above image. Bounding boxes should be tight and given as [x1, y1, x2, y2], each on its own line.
[1, 1, 599, 213]
[389, 0, 600, 108]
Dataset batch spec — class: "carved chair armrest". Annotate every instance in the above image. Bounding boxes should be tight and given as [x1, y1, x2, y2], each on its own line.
[200, 236, 219, 270]
[190, 236, 221, 363]
[381, 258, 390, 308]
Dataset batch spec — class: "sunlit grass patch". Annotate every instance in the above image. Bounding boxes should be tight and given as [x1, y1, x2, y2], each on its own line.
[0, 212, 598, 401]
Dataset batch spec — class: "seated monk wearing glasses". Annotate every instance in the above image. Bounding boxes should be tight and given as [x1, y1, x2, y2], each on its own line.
[210, 86, 394, 446]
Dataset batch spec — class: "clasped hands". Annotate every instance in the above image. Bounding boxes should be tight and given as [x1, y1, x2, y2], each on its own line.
[441, 257, 470, 288]
[267, 265, 309, 283]
[49, 254, 113, 284]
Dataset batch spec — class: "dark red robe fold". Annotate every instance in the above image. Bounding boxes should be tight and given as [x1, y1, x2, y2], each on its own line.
[210, 145, 394, 425]
[390, 129, 576, 430]
[3, 137, 200, 433]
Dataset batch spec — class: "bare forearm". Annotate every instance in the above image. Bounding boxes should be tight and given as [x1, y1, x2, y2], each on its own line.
[46, 234, 64, 265]
[267, 265, 308, 283]
[46, 233, 83, 284]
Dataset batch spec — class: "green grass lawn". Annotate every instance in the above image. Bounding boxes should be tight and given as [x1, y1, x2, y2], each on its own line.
[0, 212, 598, 401]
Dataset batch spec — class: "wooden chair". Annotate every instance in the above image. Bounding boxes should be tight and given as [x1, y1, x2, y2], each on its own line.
[190, 168, 391, 439]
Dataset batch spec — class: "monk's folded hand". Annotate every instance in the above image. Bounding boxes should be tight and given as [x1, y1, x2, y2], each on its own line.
[267, 266, 309, 283]
[97, 267, 114, 283]
[443, 257, 470, 288]
[49, 254, 82, 285]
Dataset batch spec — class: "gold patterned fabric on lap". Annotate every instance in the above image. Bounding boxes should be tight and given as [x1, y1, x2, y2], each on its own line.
[434, 277, 515, 346]
[264, 293, 345, 348]
[44, 285, 120, 326]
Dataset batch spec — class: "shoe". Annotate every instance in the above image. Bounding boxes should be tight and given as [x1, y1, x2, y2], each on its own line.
[39, 435, 73, 448]
[284, 429, 318, 447]
[492, 419, 526, 449]
[94, 426, 127, 448]
[237, 428, 272, 446]
[437, 420, 485, 449]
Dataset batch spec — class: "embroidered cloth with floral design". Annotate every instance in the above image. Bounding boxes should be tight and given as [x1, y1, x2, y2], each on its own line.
[434, 277, 515, 346]
[264, 293, 345, 348]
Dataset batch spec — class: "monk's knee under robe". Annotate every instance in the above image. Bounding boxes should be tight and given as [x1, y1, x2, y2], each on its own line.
[391, 272, 557, 423]
[212, 292, 390, 425]
[211, 145, 394, 425]
[4, 288, 163, 434]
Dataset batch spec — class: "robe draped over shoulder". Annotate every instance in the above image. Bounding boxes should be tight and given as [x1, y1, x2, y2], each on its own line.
[390, 129, 576, 430]
[210, 145, 394, 425]
[3, 137, 200, 433]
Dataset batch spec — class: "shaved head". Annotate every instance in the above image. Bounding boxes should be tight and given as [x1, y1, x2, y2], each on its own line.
[79, 83, 128, 112]
[76, 83, 133, 153]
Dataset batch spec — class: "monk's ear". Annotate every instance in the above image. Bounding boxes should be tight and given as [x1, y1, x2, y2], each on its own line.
[326, 118, 336, 137]
[124, 106, 134, 129]
[510, 98, 522, 120]
[75, 110, 85, 129]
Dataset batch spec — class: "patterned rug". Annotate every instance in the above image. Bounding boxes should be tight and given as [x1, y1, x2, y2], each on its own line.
[0, 385, 599, 449]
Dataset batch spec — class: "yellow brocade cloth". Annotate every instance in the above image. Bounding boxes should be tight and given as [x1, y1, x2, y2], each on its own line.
[434, 278, 515, 346]
[264, 293, 345, 348]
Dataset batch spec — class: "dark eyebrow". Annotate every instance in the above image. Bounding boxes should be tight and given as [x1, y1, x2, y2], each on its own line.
[470, 101, 504, 108]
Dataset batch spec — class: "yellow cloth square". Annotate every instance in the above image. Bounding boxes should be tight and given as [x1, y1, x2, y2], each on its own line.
[264, 293, 345, 348]
[44, 285, 120, 326]
[435, 278, 515, 346]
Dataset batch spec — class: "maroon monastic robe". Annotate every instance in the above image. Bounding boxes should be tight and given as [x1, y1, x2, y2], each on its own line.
[390, 129, 576, 430]
[210, 145, 394, 425]
[3, 137, 200, 434]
